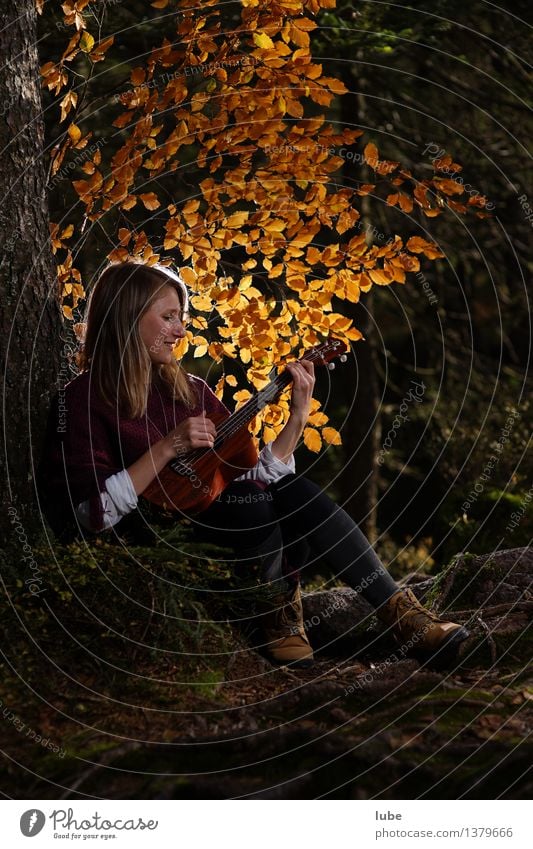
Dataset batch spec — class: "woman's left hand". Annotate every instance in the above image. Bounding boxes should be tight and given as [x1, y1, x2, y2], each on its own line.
[270, 359, 315, 462]
[286, 359, 315, 422]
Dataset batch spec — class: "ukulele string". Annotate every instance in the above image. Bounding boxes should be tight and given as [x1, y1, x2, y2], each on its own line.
[173, 372, 289, 468]
[172, 347, 331, 469]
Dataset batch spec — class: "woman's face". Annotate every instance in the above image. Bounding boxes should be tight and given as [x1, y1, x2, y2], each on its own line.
[139, 285, 188, 365]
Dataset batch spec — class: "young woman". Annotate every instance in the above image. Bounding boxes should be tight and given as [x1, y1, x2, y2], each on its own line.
[39, 261, 469, 667]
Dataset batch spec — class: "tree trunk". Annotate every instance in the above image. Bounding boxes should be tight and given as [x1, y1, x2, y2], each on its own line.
[0, 1, 62, 539]
[336, 69, 380, 541]
[337, 295, 381, 541]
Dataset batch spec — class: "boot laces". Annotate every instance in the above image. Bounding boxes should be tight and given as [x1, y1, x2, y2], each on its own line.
[395, 589, 441, 627]
[266, 588, 303, 637]
[279, 590, 301, 627]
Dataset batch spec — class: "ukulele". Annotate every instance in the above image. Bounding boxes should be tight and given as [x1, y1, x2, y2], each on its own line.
[142, 338, 348, 515]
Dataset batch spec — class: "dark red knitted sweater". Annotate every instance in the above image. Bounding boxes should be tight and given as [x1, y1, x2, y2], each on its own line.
[38, 370, 227, 535]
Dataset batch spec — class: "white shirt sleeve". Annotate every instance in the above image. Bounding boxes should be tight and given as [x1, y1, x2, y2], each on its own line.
[235, 442, 295, 486]
[76, 469, 139, 531]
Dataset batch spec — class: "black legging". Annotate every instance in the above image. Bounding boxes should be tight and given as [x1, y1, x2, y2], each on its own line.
[193, 474, 399, 609]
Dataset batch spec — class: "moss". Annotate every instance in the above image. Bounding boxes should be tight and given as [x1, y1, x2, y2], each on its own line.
[188, 669, 225, 698]
[425, 552, 475, 607]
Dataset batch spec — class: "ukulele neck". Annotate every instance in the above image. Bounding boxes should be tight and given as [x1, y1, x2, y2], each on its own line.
[212, 341, 346, 450]
[213, 370, 291, 450]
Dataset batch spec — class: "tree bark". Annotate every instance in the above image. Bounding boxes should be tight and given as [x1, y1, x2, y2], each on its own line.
[0, 1, 62, 539]
[337, 296, 381, 541]
[336, 68, 380, 541]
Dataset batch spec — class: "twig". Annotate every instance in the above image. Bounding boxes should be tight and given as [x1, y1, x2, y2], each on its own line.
[476, 615, 498, 664]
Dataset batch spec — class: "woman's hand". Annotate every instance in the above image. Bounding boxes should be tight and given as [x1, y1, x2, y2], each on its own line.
[127, 413, 217, 496]
[161, 413, 217, 461]
[286, 359, 315, 424]
[270, 359, 315, 463]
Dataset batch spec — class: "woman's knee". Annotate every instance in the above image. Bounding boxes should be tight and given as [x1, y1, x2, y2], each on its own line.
[269, 474, 333, 514]
[198, 480, 279, 534]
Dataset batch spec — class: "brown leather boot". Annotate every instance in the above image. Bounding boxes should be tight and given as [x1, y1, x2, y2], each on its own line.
[257, 582, 314, 667]
[377, 587, 469, 666]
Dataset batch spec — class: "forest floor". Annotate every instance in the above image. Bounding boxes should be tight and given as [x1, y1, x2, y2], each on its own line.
[1, 540, 531, 799]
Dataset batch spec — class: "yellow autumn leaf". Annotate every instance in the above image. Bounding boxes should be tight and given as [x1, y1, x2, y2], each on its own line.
[253, 32, 275, 50]
[179, 266, 197, 286]
[80, 32, 95, 53]
[434, 177, 464, 196]
[406, 236, 443, 259]
[263, 425, 278, 443]
[121, 195, 137, 210]
[118, 228, 131, 246]
[321, 77, 348, 96]
[67, 124, 81, 144]
[59, 90, 78, 122]
[90, 36, 114, 63]
[214, 376, 225, 399]
[345, 327, 364, 341]
[322, 426, 342, 445]
[226, 211, 249, 228]
[139, 193, 160, 210]
[174, 337, 189, 359]
[233, 389, 252, 405]
[303, 427, 322, 452]
[398, 194, 414, 212]
[308, 411, 328, 426]
[131, 67, 146, 86]
[264, 219, 286, 232]
[368, 268, 393, 285]
[364, 142, 379, 168]
[190, 294, 212, 311]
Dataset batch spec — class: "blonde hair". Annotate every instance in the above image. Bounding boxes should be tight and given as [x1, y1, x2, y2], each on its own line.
[80, 261, 196, 417]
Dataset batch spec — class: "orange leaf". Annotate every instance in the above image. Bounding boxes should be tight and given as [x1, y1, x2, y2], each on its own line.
[308, 411, 328, 426]
[398, 194, 414, 213]
[253, 32, 275, 50]
[131, 68, 146, 86]
[321, 77, 348, 96]
[322, 426, 342, 445]
[406, 236, 443, 259]
[67, 124, 81, 144]
[139, 192, 160, 210]
[434, 177, 464, 196]
[303, 427, 322, 452]
[364, 142, 379, 168]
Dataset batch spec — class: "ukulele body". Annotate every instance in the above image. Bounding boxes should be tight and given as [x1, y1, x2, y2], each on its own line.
[141, 338, 347, 516]
[142, 410, 259, 515]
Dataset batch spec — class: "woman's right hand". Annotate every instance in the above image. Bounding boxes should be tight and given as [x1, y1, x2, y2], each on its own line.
[161, 413, 217, 460]
[127, 413, 217, 496]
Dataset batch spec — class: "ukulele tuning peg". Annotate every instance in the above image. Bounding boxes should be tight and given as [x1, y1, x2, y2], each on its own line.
[328, 362, 336, 370]
[339, 354, 347, 363]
